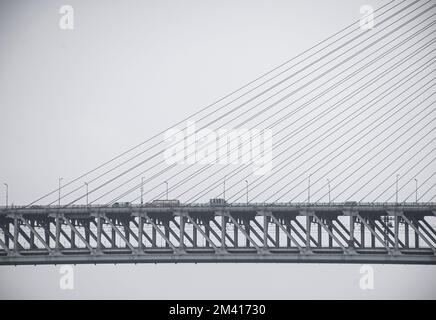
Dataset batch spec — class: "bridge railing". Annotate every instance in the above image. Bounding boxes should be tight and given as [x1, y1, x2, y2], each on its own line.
[0, 202, 435, 210]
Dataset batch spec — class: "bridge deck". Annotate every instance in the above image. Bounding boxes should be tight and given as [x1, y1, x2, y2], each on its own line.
[0, 203, 435, 265]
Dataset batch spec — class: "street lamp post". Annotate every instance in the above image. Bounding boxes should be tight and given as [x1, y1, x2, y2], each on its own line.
[308, 174, 311, 204]
[58, 177, 63, 206]
[141, 177, 144, 205]
[164, 181, 168, 200]
[223, 176, 226, 200]
[84, 182, 89, 206]
[327, 179, 331, 204]
[3, 183, 8, 209]
[395, 174, 399, 204]
[414, 178, 418, 204]
[245, 180, 249, 204]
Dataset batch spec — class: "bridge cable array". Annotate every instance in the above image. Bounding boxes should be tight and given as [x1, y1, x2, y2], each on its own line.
[123, 12, 436, 205]
[104, 0, 436, 206]
[27, 0, 435, 206]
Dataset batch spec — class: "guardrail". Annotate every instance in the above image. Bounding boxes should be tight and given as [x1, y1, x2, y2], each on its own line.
[0, 201, 435, 210]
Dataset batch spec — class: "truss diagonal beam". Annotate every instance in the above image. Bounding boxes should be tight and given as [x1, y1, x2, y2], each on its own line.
[313, 214, 347, 252]
[225, 214, 260, 251]
[143, 214, 178, 252]
[252, 218, 277, 247]
[400, 214, 435, 251]
[131, 220, 154, 247]
[103, 217, 136, 252]
[357, 214, 392, 252]
[376, 218, 406, 248]
[269, 214, 303, 252]
[172, 219, 195, 246]
[334, 218, 361, 247]
[0, 238, 10, 254]
[63, 218, 95, 252]
[211, 219, 235, 246]
[19, 218, 53, 253]
[186, 215, 219, 251]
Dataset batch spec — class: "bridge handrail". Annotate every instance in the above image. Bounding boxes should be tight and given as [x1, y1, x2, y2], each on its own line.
[0, 202, 435, 210]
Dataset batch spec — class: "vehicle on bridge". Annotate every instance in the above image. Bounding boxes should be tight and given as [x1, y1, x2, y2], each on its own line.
[112, 202, 131, 208]
[209, 198, 227, 206]
[151, 199, 180, 207]
[344, 201, 358, 206]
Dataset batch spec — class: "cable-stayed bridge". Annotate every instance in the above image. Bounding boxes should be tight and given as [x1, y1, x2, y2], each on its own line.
[1, 0, 435, 265]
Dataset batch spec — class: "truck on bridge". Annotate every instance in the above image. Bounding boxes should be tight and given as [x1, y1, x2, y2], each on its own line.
[151, 199, 180, 207]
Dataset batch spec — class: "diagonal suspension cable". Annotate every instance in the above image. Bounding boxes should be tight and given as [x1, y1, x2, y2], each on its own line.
[103, 5, 435, 206]
[286, 93, 436, 203]
[144, 19, 436, 204]
[30, 0, 402, 207]
[329, 127, 436, 202]
[358, 148, 436, 202]
[126, 23, 436, 204]
[403, 172, 436, 202]
[377, 157, 436, 202]
[65, 1, 432, 207]
[255, 79, 436, 204]
[422, 183, 436, 203]
[235, 69, 436, 204]
[186, 44, 436, 203]
[294, 105, 435, 204]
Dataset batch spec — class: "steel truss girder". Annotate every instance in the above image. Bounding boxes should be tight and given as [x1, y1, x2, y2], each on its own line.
[0, 206, 435, 265]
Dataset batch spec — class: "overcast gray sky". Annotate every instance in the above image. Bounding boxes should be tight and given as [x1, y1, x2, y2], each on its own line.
[0, 0, 435, 299]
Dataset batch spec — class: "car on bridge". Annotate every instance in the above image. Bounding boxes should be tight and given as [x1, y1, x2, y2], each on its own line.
[112, 202, 131, 208]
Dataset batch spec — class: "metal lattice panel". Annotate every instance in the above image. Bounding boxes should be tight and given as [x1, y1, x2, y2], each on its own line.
[0, 203, 435, 265]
